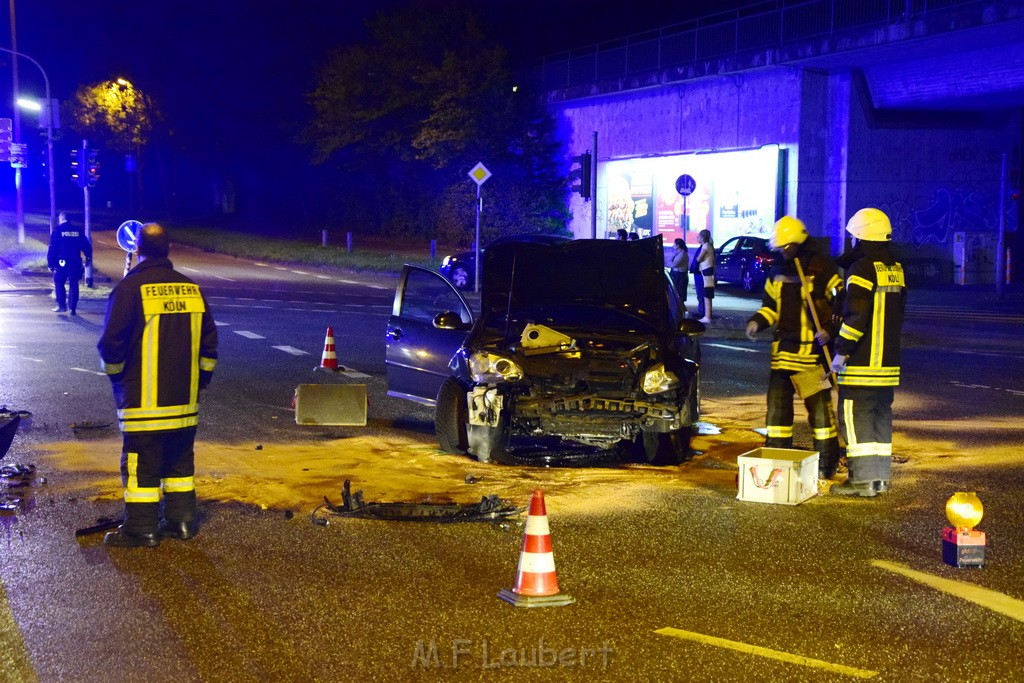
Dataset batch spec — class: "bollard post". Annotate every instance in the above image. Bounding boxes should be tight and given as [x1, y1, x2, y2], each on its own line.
[347, 232, 353, 253]
[322, 229, 328, 247]
[430, 239, 436, 260]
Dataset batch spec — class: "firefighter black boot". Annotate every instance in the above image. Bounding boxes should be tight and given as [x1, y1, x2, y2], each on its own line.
[831, 479, 877, 498]
[158, 519, 197, 540]
[103, 526, 160, 548]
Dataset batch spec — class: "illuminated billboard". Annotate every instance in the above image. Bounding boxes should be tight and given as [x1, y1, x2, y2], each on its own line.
[601, 145, 783, 245]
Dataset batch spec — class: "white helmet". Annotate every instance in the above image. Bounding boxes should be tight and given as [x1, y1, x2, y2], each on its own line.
[846, 208, 892, 241]
[769, 216, 808, 249]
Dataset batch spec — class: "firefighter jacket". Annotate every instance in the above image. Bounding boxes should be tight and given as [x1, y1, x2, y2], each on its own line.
[833, 242, 906, 387]
[748, 242, 844, 372]
[97, 257, 218, 433]
[47, 221, 93, 270]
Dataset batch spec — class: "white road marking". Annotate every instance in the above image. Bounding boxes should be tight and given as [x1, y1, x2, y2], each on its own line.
[254, 263, 270, 267]
[950, 380, 1024, 396]
[211, 274, 235, 281]
[655, 627, 877, 678]
[234, 331, 265, 339]
[215, 321, 230, 327]
[71, 367, 106, 376]
[272, 345, 310, 356]
[873, 560, 1024, 624]
[315, 275, 331, 280]
[290, 270, 309, 275]
[705, 343, 758, 353]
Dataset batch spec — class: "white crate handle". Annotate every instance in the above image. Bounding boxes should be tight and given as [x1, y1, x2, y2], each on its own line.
[749, 467, 784, 489]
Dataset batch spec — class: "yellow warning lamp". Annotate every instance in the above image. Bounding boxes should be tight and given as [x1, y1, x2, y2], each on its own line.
[945, 492, 983, 531]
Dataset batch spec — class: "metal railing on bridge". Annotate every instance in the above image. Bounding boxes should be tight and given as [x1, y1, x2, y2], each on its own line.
[536, 0, 990, 92]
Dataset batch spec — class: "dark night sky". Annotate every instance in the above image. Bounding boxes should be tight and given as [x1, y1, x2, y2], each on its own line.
[0, 0, 751, 220]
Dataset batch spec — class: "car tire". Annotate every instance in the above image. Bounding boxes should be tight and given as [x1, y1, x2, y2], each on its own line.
[435, 377, 468, 454]
[639, 428, 693, 466]
[450, 266, 470, 289]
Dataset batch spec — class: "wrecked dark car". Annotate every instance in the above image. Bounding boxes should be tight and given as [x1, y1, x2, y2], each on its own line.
[385, 237, 704, 465]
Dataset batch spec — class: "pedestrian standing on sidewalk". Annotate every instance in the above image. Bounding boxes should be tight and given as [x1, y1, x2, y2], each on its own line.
[98, 223, 219, 547]
[690, 229, 716, 322]
[745, 216, 844, 479]
[830, 208, 907, 498]
[668, 237, 689, 305]
[47, 211, 92, 316]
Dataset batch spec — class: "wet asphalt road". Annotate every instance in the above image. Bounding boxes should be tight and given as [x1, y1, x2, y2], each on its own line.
[2, 235, 1023, 681]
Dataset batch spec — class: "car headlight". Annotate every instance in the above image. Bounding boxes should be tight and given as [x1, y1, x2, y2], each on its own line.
[642, 362, 680, 395]
[468, 352, 523, 383]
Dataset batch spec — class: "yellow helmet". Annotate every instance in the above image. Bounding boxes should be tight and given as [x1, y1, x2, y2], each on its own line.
[769, 216, 808, 249]
[846, 208, 892, 241]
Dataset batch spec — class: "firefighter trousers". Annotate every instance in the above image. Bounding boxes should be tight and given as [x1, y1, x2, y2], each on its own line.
[764, 369, 841, 476]
[120, 427, 198, 534]
[837, 385, 894, 484]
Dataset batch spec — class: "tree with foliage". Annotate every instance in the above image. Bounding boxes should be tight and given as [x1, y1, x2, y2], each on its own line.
[303, 0, 569, 244]
[67, 78, 155, 154]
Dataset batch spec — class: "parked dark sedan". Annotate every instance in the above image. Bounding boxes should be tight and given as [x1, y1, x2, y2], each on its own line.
[386, 236, 705, 466]
[714, 235, 777, 292]
[439, 233, 570, 289]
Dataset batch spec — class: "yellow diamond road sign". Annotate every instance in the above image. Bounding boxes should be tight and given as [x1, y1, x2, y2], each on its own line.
[468, 162, 491, 186]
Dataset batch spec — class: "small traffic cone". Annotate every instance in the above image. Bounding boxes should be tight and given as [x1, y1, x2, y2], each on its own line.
[498, 490, 575, 607]
[317, 327, 339, 371]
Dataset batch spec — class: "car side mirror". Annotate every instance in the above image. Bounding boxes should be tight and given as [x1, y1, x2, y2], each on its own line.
[678, 319, 706, 337]
[433, 311, 470, 331]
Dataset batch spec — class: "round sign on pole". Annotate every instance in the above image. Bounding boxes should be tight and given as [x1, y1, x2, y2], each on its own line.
[116, 220, 143, 252]
[675, 174, 696, 197]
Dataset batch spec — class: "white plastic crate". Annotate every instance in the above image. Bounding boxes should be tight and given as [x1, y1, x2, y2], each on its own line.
[737, 447, 819, 505]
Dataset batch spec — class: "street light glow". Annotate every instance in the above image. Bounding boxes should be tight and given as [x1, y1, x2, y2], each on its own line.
[16, 97, 40, 111]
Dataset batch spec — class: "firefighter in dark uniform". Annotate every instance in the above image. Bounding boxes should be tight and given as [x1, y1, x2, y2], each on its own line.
[746, 216, 844, 479]
[98, 223, 218, 547]
[830, 208, 906, 497]
[47, 211, 92, 315]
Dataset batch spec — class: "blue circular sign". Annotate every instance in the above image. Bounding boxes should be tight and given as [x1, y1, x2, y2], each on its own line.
[675, 174, 697, 197]
[116, 220, 143, 252]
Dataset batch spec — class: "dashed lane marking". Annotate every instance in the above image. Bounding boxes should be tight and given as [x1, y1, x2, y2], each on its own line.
[290, 270, 310, 276]
[704, 343, 759, 353]
[272, 345, 310, 356]
[949, 380, 1024, 396]
[215, 321, 230, 327]
[872, 560, 1024, 624]
[654, 627, 878, 678]
[234, 331, 265, 339]
[71, 367, 106, 376]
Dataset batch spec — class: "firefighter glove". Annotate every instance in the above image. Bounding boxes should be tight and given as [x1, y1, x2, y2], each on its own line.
[745, 321, 759, 341]
[830, 354, 847, 375]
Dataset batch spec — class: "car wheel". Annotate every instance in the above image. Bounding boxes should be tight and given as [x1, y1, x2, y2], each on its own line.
[741, 268, 755, 292]
[638, 428, 693, 466]
[450, 266, 470, 289]
[435, 377, 468, 454]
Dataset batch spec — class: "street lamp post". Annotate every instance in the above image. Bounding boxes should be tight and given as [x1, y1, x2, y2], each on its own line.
[1, 46, 56, 238]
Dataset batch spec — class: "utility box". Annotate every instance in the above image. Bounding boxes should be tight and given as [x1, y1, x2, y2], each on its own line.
[952, 231, 997, 285]
[737, 447, 819, 505]
[294, 384, 367, 426]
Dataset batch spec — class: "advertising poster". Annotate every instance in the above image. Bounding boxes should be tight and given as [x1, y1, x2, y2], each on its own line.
[602, 146, 781, 246]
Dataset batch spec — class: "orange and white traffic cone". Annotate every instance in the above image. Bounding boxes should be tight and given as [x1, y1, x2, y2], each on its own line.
[317, 327, 339, 371]
[498, 489, 575, 607]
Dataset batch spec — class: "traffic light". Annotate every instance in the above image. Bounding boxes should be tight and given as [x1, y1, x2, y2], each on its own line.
[70, 148, 87, 188]
[87, 149, 100, 187]
[570, 152, 592, 199]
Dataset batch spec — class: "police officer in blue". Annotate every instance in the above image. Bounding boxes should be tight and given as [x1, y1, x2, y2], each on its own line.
[47, 211, 93, 315]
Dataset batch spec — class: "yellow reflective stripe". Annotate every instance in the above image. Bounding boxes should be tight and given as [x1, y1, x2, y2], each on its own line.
[839, 324, 863, 342]
[871, 289, 885, 366]
[190, 312, 202, 403]
[838, 376, 900, 387]
[125, 487, 161, 503]
[827, 273, 843, 294]
[765, 279, 782, 299]
[843, 400, 857, 445]
[121, 415, 199, 432]
[101, 360, 124, 375]
[199, 357, 217, 371]
[756, 307, 779, 326]
[162, 476, 194, 493]
[142, 314, 159, 408]
[841, 367, 899, 376]
[118, 404, 198, 419]
[813, 426, 838, 440]
[846, 442, 877, 458]
[848, 274, 874, 291]
[766, 425, 793, 438]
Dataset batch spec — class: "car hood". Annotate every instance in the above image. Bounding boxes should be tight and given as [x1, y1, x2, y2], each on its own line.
[481, 237, 669, 333]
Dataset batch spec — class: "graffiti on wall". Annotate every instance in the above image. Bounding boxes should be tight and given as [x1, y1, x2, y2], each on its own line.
[878, 184, 1015, 250]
